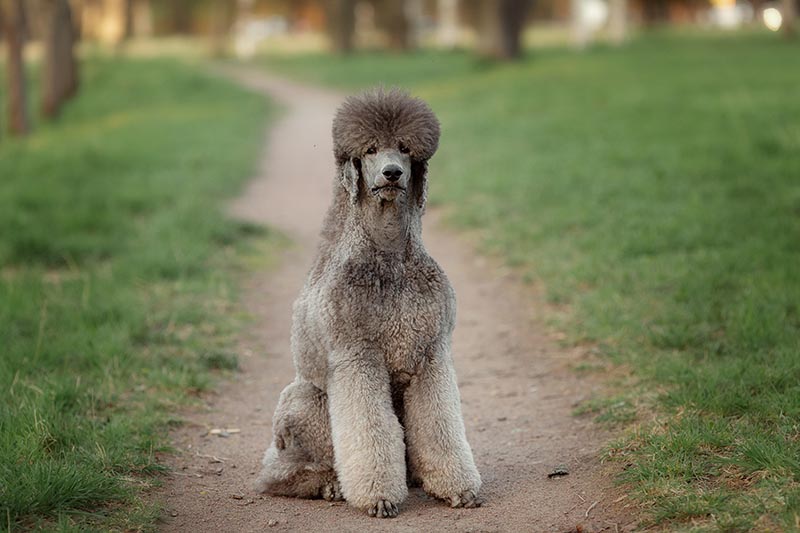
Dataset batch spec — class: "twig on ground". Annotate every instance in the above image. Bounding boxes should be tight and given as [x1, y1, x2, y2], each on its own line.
[564, 500, 581, 515]
[195, 451, 231, 463]
[585, 500, 599, 518]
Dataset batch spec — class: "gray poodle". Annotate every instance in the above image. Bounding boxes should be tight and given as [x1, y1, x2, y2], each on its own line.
[255, 88, 482, 518]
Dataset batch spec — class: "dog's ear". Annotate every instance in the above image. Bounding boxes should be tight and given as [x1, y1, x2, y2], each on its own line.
[340, 158, 361, 205]
[411, 160, 429, 211]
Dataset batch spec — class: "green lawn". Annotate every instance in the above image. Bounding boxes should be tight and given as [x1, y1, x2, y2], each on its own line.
[0, 58, 274, 530]
[260, 33, 800, 531]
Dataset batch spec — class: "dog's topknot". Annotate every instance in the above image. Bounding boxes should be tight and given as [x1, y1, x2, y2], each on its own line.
[332, 88, 440, 165]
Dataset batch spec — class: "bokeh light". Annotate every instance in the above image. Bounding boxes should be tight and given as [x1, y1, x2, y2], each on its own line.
[763, 7, 783, 31]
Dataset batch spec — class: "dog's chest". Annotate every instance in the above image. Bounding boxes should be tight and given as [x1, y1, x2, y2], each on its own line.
[338, 256, 451, 375]
[380, 279, 445, 375]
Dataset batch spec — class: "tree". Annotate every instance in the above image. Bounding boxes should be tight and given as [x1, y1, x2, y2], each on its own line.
[570, 0, 589, 48]
[783, 0, 796, 37]
[210, 0, 235, 57]
[169, 0, 193, 34]
[437, 0, 459, 48]
[642, 0, 669, 26]
[325, 0, 356, 55]
[123, 0, 135, 40]
[41, 0, 78, 119]
[608, 0, 628, 45]
[375, 0, 412, 51]
[476, 0, 531, 60]
[1, 0, 31, 135]
[113, 0, 135, 50]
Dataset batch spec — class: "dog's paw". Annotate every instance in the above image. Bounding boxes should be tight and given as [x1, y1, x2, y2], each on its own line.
[367, 499, 399, 518]
[451, 489, 483, 509]
[321, 479, 343, 501]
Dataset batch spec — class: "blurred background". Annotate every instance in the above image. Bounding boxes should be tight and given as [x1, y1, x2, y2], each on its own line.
[2, 1, 800, 531]
[1, 0, 798, 134]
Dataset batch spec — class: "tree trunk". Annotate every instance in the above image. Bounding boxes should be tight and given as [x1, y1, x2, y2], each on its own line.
[123, 0, 134, 39]
[115, 0, 135, 50]
[607, 0, 627, 44]
[437, 0, 459, 48]
[782, 0, 796, 37]
[750, 0, 766, 15]
[134, 0, 153, 37]
[376, 0, 412, 51]
[477, 0, 530, 60]
[41, 0, 78, 119]
[642, 0, 669, 26]
[570, 0, 589, 48]
[406, 0, 424, 48]
[170, 0, 192, 34]
[1, 0, 30, 135]
[209, 0, 234, 57]
[326, 0, 356, 55]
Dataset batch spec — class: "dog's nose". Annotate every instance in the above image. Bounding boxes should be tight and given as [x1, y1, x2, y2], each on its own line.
[381, 164, 403, 182]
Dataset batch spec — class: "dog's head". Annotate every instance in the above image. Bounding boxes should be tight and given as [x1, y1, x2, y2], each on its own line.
[333, 88, 440, 208]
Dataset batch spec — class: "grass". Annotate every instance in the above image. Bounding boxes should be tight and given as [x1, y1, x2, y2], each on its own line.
[259, 32, 800, 531]
[0, 58, 275, 530]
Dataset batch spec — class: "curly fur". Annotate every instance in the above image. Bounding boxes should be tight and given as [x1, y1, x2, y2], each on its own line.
[332, 88, 440, 165]
[256, 88, 481, 518]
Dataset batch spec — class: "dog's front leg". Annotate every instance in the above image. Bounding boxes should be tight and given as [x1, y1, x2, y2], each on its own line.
[404, 342, 482, 508]
[327, 351, 407, 517]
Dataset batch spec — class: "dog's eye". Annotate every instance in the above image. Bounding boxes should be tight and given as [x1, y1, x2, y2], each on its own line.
[399, 144, 410, 154]
[366, 146, 377, 155]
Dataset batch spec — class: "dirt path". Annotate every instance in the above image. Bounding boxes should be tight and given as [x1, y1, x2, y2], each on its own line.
[156, 67, 633, 533]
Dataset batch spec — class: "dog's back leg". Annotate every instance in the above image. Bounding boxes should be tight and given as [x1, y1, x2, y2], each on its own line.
[255, 380, 340, 500]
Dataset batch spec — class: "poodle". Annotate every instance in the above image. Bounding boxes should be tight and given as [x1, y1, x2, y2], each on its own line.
[255, 88, 482, 518]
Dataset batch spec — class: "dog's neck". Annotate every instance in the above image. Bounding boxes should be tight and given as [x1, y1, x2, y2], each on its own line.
[317, 176, 426, 267]
[355, 197, 421, 255]
[320, 188, 422, 259]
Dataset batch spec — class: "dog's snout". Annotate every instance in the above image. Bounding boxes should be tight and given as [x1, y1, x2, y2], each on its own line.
[381, 164, 403, 182]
